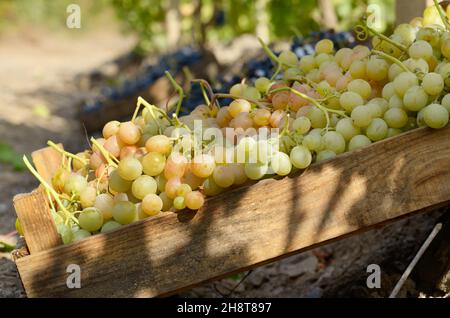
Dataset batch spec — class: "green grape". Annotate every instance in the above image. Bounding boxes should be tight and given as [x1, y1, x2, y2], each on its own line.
[299, 55, 317, 73]
[387, 128, 402, 137]
[393, 72, 418, 97]
[279, 50, 298, 66]
[302, 133, 323, 151]
[315, 53, 332, 66]
[132, 175, 157, 200]
[423, 104, 449, 128]
[94, 193, 114, 220]
[230, 83, 247, 96]
[408, 40, 433, 59]
[351, 106, 372, 128]
[404, 58, 428, 74]
[422, 72, 444, 96]
[173, 196, 186, 210]
[244, 162, 268, 180]
[283, 67, 302, 79]
[366, 118, 388, 141]
[118, 157, 142, 181]
[57, 223, 73, 244]
[322, 131, 346, 154]
[340, 92, 364, 113]
[292, 116, 311, 135]
[142, 152, 166, 176]
[156, 174, 167, 193]
[203, 178, 224, 196]
[441, 38, 450, 59]
[306, 106, 327, 128]
[289, 145, 312, 169]
[159, 192, 173, 211]
[384, 108, 408, 128]
[109, 169, 132, 193]
[315, 39, 334, 54]
[243, 86, 261, 100]
[316, 150, 336, 162]
[270, 152, 292, 176]
[142, 193, 163, 215]
[79, 186, 97, 209]
[336, 118, 361, 141]
[101, 220, 121, 233]
[382, 82, 396, 100]
[112, 201, 136, 225]
[185, 191, 205, 210]
[366, 56, 388, 81]
[389, 94, 404, 109]
[15, 218, 23, 236]
[403, 86, 428, 111]
[78, 207, 104, 232]
[368, 98, 389, 115]
[72, 229, 91, 242]
[441, 94, 450, 113]
[348, 79, 372, 100]
[393, 23, 416, 46]
[213, 166, 234, 188]
[64, 174, 88, 195]
[348, 135, 372, 151]
[255, 77, 271, 94]
[366, 103, 382, 118]
[416, 27, 440, 47]
[388, 63, 403, 81]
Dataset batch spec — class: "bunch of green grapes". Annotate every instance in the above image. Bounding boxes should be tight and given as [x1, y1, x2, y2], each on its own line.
[20, 2, 450, 245]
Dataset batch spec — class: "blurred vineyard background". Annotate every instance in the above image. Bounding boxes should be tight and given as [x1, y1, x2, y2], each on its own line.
[0, 0, 395, 53]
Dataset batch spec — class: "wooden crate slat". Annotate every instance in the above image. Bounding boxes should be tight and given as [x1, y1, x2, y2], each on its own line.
[13, 191, 61, 254]
[31, 144, 64, 184]
[15, 126, 450, 297]
[13, 145, 64, 254]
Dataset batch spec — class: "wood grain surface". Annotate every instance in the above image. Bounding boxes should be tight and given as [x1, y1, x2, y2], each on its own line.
[15, 126, 450, 297]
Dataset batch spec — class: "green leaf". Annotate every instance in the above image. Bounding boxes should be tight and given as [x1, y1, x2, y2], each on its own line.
[0, 142, 26, 171]
[228, 273, 243, 282]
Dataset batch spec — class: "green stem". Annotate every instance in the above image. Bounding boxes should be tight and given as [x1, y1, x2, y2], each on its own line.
[372, 49, 410, 73]
[433, 0, 450, 30]
[165, 71, 184, 117]
[137, 96, 172, 124]
[90, 138, 118, 168]
[47, 141, 87, 165]
[213, 93, 268, 108]
[22, 156, 77, 224]
[365, 25, 407, 52]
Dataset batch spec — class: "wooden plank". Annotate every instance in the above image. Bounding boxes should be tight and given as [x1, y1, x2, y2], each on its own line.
[13, 145, 63, 255]
[16, 125, 450, 297]
[31, 144, 64, 184]
[13, 191, 61, 254]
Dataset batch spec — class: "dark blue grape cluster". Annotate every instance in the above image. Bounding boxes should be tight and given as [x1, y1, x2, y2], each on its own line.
[82, 47, 202, 114]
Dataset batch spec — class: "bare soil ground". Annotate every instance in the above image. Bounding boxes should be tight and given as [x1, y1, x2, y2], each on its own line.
[0, 28, 446, 298]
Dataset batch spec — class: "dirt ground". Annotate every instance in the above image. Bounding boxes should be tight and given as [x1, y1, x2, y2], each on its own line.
[0, 27, 447, 298]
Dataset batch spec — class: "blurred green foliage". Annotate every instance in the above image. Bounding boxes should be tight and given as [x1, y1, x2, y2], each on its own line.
[0, 143, 26, 172]
[0, 0, 396, 52]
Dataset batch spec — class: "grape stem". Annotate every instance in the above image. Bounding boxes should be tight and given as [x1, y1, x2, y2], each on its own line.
[137, 96, 172, 124]
[22, 156, 78, 224]
[433, 0, 450, 31]
[90, 138, 119, 168]
[372, 49, 410, 73]
[258, 37, 297, 80]
[355, 24, 407, 52]
[165, 71, 184, 117]
[191, 79, 212, 106]
[47, 141, 87, 166]
[269, 87, 347, 131]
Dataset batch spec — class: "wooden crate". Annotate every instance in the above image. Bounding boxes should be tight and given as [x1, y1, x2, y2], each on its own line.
[13, 125, 450, 297]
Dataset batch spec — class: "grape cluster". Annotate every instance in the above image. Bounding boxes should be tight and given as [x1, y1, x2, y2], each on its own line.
[21, 3, 450, 245]
[82, 47, 202, 114]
